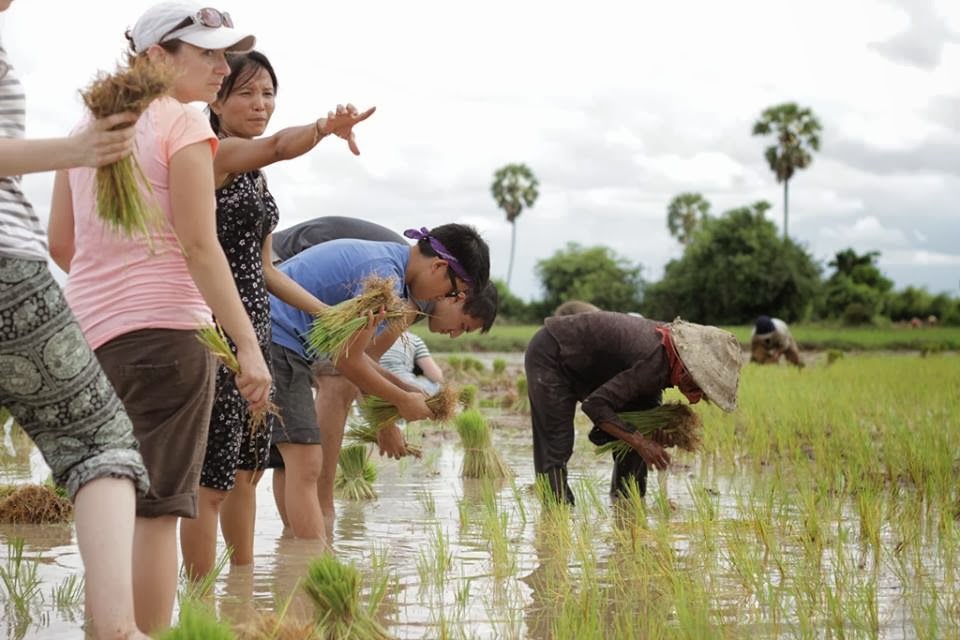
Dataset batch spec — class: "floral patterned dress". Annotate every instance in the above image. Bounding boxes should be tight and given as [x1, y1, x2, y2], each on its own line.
[200, 170, 279, 491]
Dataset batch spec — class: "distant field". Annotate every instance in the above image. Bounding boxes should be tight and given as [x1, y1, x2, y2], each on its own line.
[412, 322, 960, 353]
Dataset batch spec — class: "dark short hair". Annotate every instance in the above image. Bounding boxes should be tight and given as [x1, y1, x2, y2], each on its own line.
[463, 283, 498, 334]
[755, 315, 775, 334]
[209, 50, 278, 134]
[417, 223, 490, 291]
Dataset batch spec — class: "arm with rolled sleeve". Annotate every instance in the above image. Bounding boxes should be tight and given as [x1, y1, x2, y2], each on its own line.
[580, 354, 668, 434]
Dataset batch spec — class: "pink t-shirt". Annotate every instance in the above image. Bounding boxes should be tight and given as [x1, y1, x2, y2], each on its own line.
[65, 97, 219, 350]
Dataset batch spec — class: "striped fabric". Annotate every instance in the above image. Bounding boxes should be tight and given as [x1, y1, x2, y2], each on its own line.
[0, 42, 48, 261]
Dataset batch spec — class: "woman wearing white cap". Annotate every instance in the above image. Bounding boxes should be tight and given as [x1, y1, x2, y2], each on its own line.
[523, 312, 743, 504]
[47, 2, 270, 633]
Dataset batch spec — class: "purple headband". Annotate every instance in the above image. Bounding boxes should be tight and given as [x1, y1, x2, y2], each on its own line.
[404, 227, 473, 285]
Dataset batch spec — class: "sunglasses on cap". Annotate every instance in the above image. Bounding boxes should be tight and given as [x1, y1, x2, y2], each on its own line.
[160, 7, 233, 43]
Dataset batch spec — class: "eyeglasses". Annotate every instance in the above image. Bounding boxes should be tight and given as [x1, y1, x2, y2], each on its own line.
[444, 268, 462, 299]
[160, 7, 233, 43]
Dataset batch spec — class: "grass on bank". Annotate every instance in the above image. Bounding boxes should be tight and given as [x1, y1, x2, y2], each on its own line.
[412, 322, 960, 352]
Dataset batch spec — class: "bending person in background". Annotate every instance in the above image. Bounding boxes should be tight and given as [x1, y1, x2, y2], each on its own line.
[380, 331, 444, 395]
[1, 5, 150, 636]
[524, 312, 742, 504]
[179, 50, 374, 581]
[750, 315, 803, 368]
[47, 4, 271, 632]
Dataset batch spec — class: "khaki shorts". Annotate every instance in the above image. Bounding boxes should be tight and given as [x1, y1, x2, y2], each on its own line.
[96, 329, 215, 518]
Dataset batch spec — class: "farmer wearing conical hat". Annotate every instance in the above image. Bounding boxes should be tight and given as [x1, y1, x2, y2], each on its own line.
[523, 311, 743, 504]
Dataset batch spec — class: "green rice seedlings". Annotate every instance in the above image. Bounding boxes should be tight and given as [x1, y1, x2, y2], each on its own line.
[511, 377, 530, 413]
[182, 546, 231, 598]
[344, 420, 422, 459]
[302, 554, 392, 640]
[458, 384, 478, 409]
[196, 323, 280, 439]
[357, 385, 460, 432]
[156, 600, 236, 640]
[415, 488, 436, 516]
[455, 409, 513, 479]
[304, 275, 408, 365]
[593, 402, 703, 460]
[81, 55, 175, 242]
[334, 445, 378, 501]
[446, 355, 464, 373]
[0, 538, 41, 615]
[492, 358, 507, 375]
[50, 573, 84, 609]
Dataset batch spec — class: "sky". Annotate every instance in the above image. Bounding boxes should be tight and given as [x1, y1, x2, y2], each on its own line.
[2, 0, 959, 301]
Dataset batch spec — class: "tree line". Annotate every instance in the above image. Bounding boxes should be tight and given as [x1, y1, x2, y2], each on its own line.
[490, 103, 958, 325]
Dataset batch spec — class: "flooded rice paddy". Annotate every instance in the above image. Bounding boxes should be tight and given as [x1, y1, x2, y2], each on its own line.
[1, 352, 958, 639]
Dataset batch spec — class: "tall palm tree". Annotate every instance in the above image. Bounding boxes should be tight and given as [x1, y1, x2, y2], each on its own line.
[491, 163, 539, 287]
[752, 103, 822, 239]
[666, 192, 711, 245]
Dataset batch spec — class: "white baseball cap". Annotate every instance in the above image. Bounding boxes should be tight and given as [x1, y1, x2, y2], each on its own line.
[129, 2, 255, 54]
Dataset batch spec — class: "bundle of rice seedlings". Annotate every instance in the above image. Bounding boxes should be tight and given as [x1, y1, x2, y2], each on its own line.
[0, 484, 73, 524]
[157, 600, 236, 640]
[492, 358, 507, 375]
[302, 554, 392, 640]
[511, 376, 530, 413]
[81, 55, 174, 241]
[343, 420, 422, 458]
[357, 385, 459, 431]
[196, 323, 280, 437]
[304, 275, 408, 365]
[455, 409, 512, 479]
[459, 384, 478, 409]
[334, 445, 378, 501]
[235, 612, 318, 640]
[594, 402, 703, 460]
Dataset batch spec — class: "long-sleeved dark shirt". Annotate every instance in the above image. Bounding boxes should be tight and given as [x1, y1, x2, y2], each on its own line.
[544, 312, 670, 432]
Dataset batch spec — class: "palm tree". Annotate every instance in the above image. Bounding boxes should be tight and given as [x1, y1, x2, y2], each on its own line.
[751, 103, 822, 239]
[491, 163, 539, 287]
[666, 192, 711, 245]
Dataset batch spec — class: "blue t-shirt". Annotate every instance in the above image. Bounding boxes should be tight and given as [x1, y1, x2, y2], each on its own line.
[270, 239, 409, 360]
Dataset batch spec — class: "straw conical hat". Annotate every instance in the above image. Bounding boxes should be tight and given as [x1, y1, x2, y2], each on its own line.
[669, 318, 743, 413]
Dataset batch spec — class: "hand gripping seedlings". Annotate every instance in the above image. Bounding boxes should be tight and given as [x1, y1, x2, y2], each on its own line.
[594, 402, 703, 460]
[304, 275, 409, 365]
[196, 323, 280, 438]
[80, 55, 174, 242]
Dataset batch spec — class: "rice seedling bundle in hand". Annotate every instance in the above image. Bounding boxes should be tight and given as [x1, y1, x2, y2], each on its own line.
[81, 55, 174, 241]
[305, 275, 408, 365]
[335, 444, 378, 500]
[344, 420, 422, 458]
[594, 402, 703, 460]
[455, 409, 513, 479]
[358, 385, 460, 431]
[196, 323, 280, 436]
[303, 554, 393, 640]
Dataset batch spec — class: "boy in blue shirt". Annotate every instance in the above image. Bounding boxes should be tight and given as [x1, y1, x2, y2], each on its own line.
[269, 224, 489, 541]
